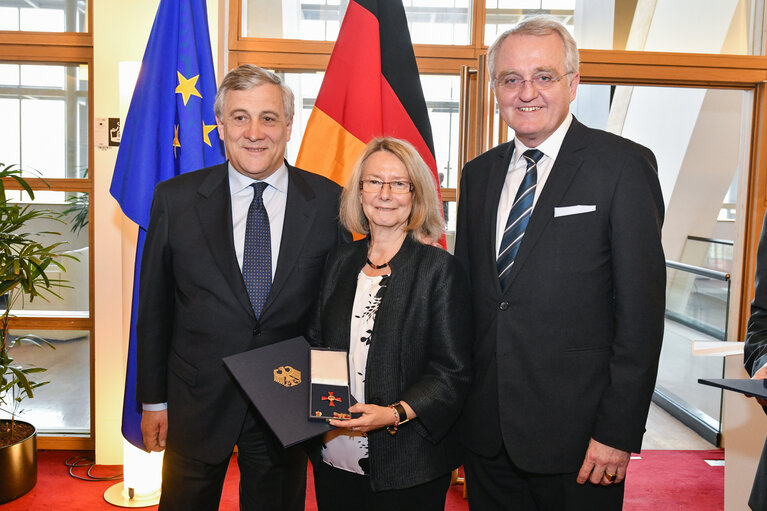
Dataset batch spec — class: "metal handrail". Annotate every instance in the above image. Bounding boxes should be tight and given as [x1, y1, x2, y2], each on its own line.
[665, 260, 730, 281]
[686, 235, 734, 246]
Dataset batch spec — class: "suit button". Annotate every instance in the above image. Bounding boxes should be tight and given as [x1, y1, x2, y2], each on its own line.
[499, 301, 509, 311]
[253, 328, 261, 336]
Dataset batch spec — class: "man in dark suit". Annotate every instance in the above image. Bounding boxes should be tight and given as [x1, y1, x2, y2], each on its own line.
[745, 212, 767, 511]
[136, 65, 348, 510]
[455, 17, 666, 509]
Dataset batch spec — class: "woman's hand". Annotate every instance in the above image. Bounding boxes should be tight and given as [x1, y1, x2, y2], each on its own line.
[329, 401, 416, 433]
[328, 403, 397, 433]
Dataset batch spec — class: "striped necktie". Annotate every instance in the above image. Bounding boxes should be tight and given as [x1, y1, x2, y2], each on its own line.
[497, 149, 544, 289]
[243, 182, 271, 319]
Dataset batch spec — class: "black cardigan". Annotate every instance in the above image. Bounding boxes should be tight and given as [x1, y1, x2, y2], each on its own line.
[306, 235, 473, 491]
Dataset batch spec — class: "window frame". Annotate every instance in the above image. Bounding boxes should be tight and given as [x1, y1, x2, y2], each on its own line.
[0, 5, 94, 450]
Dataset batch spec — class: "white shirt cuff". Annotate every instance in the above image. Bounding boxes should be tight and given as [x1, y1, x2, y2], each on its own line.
[142, 402, 168, 411]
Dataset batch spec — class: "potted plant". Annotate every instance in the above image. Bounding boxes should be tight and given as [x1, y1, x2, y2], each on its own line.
[0, 163, 74, 503]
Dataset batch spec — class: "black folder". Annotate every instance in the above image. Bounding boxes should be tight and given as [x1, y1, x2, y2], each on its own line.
[223, 336, 334, 447]
[698, 377, 767, 400]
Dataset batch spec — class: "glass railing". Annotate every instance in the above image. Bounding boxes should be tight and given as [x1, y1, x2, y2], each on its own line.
[654, 236, 733, 446]
[684, 235, 733, 274]
[665, 261, 730, 341]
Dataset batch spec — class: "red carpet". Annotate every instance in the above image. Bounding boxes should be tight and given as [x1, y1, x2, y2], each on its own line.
[1, 449, 722, 510]
[624, 449, 724, 511]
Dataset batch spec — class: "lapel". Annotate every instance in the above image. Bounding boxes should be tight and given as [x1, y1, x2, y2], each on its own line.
[484, 142, 515, 296]
[194, 163, 254, 318]
[501, 118, 589, 293]
[329, 241, 368, 351]
[261, 163, 318, 316]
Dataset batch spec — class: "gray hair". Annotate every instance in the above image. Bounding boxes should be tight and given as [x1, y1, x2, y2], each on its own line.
[487, 16, 579, 82]
[214, 64, 295, 120]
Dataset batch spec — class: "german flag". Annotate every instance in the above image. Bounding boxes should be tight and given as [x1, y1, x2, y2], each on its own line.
[296, 0, 439, 200]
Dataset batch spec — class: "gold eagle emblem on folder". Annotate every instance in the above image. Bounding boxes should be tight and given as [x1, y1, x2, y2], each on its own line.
[273, 365, 301, 387]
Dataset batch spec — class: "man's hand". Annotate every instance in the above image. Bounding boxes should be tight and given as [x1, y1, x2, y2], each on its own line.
[752, 365, 767, 407]
[576, 437, 631, 485]
[141, 409, 168, 452]
[415, 233, 443, 248]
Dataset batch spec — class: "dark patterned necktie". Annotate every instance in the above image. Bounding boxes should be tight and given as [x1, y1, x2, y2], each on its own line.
[243, 182, 271, 319]
[497, 149, 544, 289]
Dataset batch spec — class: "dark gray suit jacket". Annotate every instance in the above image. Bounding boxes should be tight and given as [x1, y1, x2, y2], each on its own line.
[745, 212, 767, 511]
[306, 236, 472, 491]
[455, 117, 666, 474]
[136, 161, 349, 464]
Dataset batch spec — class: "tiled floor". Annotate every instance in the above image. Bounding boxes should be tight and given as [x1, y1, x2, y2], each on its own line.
[643, 402, 715, 450]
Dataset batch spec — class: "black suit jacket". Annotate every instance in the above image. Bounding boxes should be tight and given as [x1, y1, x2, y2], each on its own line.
[136, 161, 349, 464]
[745, 212, 767, 510]
[455, 117, 666, 474]
[306, 236, 472, 491]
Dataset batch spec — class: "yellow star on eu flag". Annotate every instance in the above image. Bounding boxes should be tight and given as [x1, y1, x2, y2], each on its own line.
[202, 122, 217, 147]
[175, 71, 202, 106]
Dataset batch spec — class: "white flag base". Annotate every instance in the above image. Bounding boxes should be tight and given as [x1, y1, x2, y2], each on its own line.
[104, 440, 163, 507]
[104, 482, 161, 507]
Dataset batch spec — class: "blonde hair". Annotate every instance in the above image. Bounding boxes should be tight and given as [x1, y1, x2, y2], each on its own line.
[339, 137, 444, 241]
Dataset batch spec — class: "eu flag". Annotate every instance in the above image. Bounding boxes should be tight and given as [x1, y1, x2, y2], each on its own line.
[110, 0, 225, 449]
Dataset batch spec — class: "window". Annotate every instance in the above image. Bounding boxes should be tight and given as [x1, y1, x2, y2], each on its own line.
[0, 4, 92, 447]
[241, 0, 473, 44]
[485, 0, 763, 54]
[0, 63, 88, 180]
[0, 0, 88, 33]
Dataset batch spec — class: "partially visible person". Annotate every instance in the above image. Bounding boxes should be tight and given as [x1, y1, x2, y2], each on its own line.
[306, 137, 472, 511]
[455, 16, 665, 510]
[136, 64, 349, 511]
[744, 212, 767, 511]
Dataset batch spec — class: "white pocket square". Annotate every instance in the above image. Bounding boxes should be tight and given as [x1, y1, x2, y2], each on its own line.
[554, 205, 597, 217]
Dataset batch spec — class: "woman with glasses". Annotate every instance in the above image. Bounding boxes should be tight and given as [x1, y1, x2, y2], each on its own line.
[306, 137, 472, 510]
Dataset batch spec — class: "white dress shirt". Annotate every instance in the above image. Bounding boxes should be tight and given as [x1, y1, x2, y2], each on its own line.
[495, 114, 573, 257]
[228, 162, 288, 278]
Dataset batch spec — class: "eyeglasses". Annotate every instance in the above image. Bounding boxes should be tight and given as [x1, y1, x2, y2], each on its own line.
[495, 71, 573, 91]
[359, 178, 414, 194]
